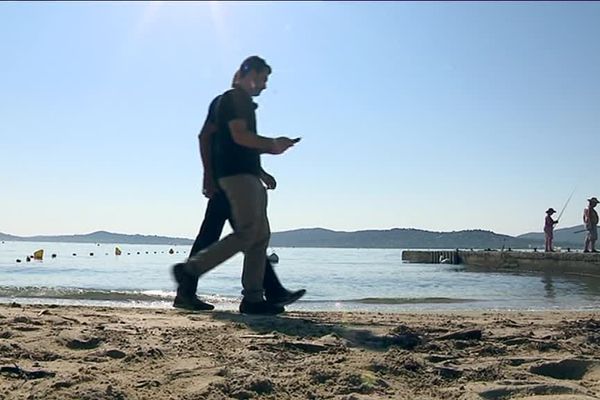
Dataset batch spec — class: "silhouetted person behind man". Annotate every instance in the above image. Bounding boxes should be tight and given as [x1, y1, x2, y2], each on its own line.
[173, 56, 300, 315]
[173, 70, 305, 311]
[583, 197, 599, 252]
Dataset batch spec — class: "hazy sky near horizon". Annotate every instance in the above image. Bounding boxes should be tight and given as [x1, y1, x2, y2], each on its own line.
[1, 2, 599, 238]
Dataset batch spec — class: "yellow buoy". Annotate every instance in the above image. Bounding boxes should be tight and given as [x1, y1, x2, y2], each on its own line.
[33, 249, 44, 260]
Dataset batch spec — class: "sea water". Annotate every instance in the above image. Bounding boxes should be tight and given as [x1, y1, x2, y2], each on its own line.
[1, 241, 600, 312]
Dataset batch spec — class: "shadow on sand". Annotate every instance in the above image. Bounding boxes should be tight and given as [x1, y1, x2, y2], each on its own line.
[209, 311, 421, 352]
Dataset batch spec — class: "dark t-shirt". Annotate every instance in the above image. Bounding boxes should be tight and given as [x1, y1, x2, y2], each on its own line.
[213, 86, 261, 179]
[205, 95, 219, 125]
[201, 95, 220, 178]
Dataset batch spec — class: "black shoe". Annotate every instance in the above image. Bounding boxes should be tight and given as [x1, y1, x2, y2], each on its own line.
[239, 300, 284, 315]
[172, 262, 194, 296]
[173, 295, 214, 311]
[266, 289, 306, 307]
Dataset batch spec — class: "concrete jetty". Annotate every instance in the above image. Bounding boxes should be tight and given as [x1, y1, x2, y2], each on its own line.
[402, 250, 600, 277]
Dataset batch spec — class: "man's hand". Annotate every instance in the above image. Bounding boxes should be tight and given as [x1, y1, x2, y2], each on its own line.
[202, 174, 218, 199]
[261, 171, 277, 190]
[270, 137, 298, 155]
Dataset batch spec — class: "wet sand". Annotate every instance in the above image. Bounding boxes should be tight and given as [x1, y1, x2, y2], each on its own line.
[0, 303, 599, 399]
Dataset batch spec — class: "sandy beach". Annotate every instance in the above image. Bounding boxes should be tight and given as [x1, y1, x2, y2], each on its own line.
[0, 304, 598, 400]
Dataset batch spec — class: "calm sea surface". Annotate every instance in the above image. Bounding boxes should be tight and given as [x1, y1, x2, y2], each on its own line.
[1, 241, 600, 312]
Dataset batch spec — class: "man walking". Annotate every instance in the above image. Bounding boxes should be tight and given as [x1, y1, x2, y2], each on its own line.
[173, 56, 299, 315]
[173, 70, 305, 311]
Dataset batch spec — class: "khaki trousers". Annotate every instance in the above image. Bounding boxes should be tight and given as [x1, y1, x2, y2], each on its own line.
[186, 174, 269, 302]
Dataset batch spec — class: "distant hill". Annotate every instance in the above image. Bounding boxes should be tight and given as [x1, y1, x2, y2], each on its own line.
[0, 233, 20, 242]
[0, 231, 193, 245]
[269, 228, 538, 249]
[1, 226, 583, 249]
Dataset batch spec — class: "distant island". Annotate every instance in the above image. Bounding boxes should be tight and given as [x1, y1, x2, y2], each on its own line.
[0, 231, 193, 246]
[0, 226, 589, 249]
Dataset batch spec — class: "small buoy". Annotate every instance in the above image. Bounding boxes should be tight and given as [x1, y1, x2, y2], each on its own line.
[115, 247, 122, 256]
[127, 253, 131, 255]
[89, 253, 94, 256]
[26, 256, 31, 262]
[72, 253, 77, 256]
[16, 259, 21, 263]
[267, 253, 279, 264]
[51, 254, 57, 258]
[137, 252, 140, 255]
[33, 249, 44, 260]
[168, 248, 174, 254]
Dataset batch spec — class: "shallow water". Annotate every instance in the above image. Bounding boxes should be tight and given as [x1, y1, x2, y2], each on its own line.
[1, 241, 599, 312]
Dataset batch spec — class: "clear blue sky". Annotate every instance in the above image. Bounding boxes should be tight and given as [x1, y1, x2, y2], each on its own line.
[1, 2, 599, 238]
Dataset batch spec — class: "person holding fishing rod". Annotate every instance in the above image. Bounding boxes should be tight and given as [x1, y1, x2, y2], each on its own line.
[544, 208, 559, 252]
[583, 197, 599, 253]
[545, 188, 575, 252]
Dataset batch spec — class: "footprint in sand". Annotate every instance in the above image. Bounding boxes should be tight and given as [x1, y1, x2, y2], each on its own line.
[57, 330, 103, 350]
[530, 358, 600, 381]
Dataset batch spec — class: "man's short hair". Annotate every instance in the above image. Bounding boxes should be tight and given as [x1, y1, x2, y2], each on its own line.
[239, 56, 271, 77]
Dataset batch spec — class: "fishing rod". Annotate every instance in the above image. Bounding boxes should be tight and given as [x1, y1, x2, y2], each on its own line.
[556, 187, 576, 223]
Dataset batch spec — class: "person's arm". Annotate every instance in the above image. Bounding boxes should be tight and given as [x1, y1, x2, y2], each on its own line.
[223, 89, 298, 154]
[198, 121, 218, 198]
[228, 119, 296, 155]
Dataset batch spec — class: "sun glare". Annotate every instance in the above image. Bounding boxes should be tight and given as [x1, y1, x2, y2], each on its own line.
[133, 1, 164, 39]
